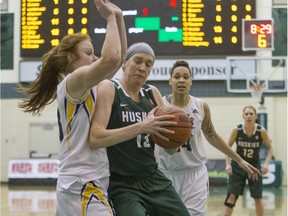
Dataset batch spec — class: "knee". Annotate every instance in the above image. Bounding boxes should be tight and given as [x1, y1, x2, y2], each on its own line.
[224, 194, 238, 208]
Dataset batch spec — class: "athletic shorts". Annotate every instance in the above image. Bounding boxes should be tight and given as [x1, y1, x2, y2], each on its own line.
[227, 160, 262, 199]
[108, 169, 190, 216]
[56, 178, 115, 216]
[160, 164, 209, 216]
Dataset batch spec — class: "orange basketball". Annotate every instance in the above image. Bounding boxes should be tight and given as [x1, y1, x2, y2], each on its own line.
[150, 106, 193, 149]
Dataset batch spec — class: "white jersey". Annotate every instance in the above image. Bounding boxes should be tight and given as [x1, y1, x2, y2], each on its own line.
[57, 75, 109, 189]
[156, 95, 206, 171]
[156, 95, 209, 215]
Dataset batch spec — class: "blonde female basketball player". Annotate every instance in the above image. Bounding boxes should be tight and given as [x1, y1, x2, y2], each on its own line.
[223, 105, 273, 216]
[17, 1, 127, 215]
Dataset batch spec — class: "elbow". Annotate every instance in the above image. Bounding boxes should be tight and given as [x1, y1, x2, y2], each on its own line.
[89, 129, 109, 149]
[88, 134, 102, 150]
[110, 52, 122, 66]
[88, 138, 97, 150]
[102, 50, 122, 67]
[101, 54, 122, 76]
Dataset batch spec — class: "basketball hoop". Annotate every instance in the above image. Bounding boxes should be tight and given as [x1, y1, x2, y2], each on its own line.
[249, 85, 264, 104]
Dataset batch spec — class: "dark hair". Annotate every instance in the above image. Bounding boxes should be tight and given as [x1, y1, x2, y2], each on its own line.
[170, 60, 192, 78]
[17, 32, 91, 115]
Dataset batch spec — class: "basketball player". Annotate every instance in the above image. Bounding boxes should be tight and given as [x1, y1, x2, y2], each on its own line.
[223, 105, 273, 216]
[18, 1, 127, 215]
[155, 60, 261, 216]
[89, 43, 190, 216]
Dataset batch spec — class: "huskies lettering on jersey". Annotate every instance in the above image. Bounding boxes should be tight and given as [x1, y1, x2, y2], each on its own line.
[122, 111, 147, 122]
[238, 141, 260, 148]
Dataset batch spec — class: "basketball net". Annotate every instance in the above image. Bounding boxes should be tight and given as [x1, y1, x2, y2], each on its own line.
[249, 85, 264, 104]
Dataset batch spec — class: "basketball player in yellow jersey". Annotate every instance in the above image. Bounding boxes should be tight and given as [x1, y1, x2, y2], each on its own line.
[155, 60, 261, 216]
[17, 1, 127, 215]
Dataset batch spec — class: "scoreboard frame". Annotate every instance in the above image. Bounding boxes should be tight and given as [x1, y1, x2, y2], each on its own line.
[242, 19, 274, 51]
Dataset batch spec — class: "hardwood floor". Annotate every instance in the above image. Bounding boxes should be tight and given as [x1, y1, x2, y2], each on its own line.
[1, 183, 287, 216]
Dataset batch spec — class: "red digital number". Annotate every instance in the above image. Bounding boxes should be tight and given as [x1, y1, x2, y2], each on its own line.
[261, 24, 272, 34]
[169, 0, 177, 8]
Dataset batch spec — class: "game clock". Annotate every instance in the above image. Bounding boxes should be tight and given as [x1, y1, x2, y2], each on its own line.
[242, 19, 274, 51]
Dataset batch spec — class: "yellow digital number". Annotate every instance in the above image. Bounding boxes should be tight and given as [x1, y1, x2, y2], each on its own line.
[258, 34, 267, 48]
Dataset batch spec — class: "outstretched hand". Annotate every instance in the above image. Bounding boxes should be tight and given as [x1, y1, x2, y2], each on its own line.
[108, 2, 123, 17]
[238, 160, 261, 181]
[93, 0, 114, 20]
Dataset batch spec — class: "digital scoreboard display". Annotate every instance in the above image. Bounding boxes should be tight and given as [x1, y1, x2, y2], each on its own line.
[21, 0, 256, 58]
[242, 19, 274, 51]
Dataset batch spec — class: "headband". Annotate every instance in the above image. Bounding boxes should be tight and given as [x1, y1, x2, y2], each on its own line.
[124, 42, 155, 61]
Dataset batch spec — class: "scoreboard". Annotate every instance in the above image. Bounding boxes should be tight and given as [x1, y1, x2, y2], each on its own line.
[21, 0, 256, 58]
[242, 19, 274, 51]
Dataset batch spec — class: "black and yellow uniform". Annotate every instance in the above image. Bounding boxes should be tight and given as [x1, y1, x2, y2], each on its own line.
[107, 79, 190, 216]
[227, 123, 263, 198]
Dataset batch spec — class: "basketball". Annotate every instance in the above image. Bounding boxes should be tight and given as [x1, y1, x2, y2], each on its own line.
[150, 106, 193, 149]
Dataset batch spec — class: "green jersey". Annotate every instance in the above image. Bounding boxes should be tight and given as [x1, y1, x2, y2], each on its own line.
[235, 123, 263, 164]
[107, 79, 158, 180]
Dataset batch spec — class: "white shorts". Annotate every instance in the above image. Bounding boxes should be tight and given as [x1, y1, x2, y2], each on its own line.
[56, 178, 114, 216]
[161, 164, 209, 216]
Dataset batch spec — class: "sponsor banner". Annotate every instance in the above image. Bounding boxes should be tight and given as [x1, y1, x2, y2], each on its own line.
[8, 159, 59, 179]
[206, 159, 227, 186]
[206, 159, 282, 187]
[20, 59, 254, 82]
[263, 161, 282, 187]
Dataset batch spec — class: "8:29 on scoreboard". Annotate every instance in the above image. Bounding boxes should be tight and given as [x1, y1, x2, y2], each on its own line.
[242, 19, 274, 51]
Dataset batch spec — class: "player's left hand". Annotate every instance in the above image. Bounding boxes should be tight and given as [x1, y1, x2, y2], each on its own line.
[261, 164, 269, 175]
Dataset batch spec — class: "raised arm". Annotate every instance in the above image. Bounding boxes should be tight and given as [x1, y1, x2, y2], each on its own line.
[67, 0, 122, 98]
[105, 2, 127, 79]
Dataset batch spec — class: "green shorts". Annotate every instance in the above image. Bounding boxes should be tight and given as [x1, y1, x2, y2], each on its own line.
[227, 160, 262, 199]
[108, 169, 190, 216]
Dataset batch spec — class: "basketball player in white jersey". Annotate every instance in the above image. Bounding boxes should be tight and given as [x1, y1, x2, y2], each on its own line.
[155, 60, 261, 216]
[18, 1, 127, 215]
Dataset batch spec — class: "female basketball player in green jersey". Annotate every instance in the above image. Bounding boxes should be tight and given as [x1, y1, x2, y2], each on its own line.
[89, 43, 190, 216]
[223, 105, 273, 216]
